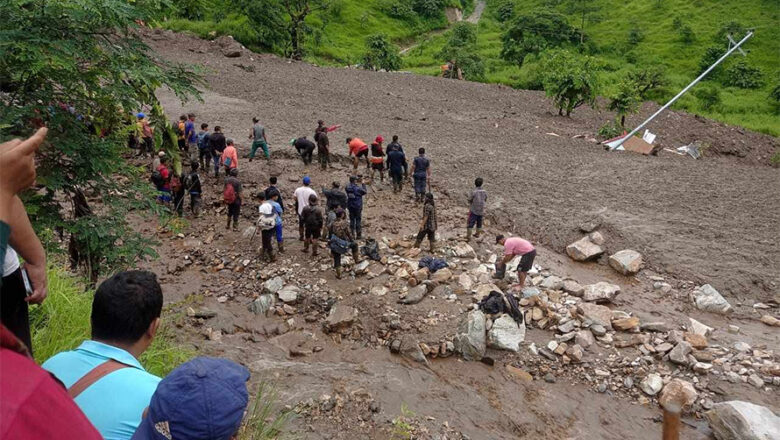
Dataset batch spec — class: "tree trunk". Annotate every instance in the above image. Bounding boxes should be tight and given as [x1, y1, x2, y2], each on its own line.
[290, 21, 301, 60]
[68, 187, 99, 283]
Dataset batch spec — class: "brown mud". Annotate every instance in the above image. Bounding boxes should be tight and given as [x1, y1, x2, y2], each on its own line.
[132, 29, 778, 439]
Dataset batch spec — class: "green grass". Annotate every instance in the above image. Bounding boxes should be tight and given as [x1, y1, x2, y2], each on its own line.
[238, 383, 296, 440]
[31, 264, 193, 377]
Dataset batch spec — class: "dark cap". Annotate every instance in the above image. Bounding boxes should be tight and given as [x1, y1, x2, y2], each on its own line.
[131, 357, 250, 440]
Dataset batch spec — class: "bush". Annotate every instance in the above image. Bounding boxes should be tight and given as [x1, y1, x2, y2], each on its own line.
[540, 49, 600, 116]
[501, 11, 579, 67]
[698, 46, 723, 75]
[693, 85, 721, 110]
[438, 23, 484, 80]
[379, 0, 415, 19]
[627, 26, 644, 46]
[598, 120, 623, 139]
[412, 0, 446, 17]
[770, 81, 780, 113]
[678, 25, 695, 44]
[672, 17, 683, 30]
[626, 66, 667, 99]
[715, 20, 747, 43]
[494, 0, 516, 22]
[362, 34, 402, 71]
[608, 79, 641, 128]
[723, 61, 764, 89]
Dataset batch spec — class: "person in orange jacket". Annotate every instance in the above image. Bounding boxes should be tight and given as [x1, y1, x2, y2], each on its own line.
[346, 137, 369, 172]
[221, 138, 239, 176]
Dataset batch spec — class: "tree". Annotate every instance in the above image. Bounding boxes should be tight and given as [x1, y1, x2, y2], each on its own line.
[608, 80, 641, 128]
[438, 23, 485, 81]
[693, 85, 721, 111]
[494, 0, 516, 22]
[698, 46, 723, 75]
[501, 11, 579, 67]
[626, 66, 667, 99]
[723, 61, 764, 89]
[0, 0, 201, 281]
[539, 49, 600, 116]
[245, 0, 333, 60]
[246, 0, 289, 53]
[770, 80, 780, 113]
[362, 34, 402, 71]
[565, 0, 601, 46]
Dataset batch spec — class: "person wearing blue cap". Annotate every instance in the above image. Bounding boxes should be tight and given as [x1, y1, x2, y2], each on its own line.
[131, 357, 250, 440]
[293, 176, 316, 242]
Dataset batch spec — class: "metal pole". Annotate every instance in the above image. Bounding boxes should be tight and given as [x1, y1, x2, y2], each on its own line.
[662, 405, 681, 440]
[612, 31, 754, 150]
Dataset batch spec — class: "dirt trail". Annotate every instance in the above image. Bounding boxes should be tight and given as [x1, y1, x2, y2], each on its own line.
[466, 1, 486, 24]
[400, 1, 486, 55]
[138, 29, 779, 438]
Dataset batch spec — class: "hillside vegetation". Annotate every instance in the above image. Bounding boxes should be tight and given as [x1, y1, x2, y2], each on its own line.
[161, 0, 779, 136]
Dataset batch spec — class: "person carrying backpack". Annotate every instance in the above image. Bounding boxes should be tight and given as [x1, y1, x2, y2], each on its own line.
[185, 161, 202, 218]
[267, 191, 284, 253]
[328, 208, 359, 279]
[321, 181, 347, 238]
[209, 126, 226, 178]
[176, 115, 187, 153]
[223, 168, 241, 231]
[256, 193, 277, 262]
[185, 113, 197, 155]
[197, 123, 211, 170]
[221, 138, 238, 176]
[301, 194, 323, 256]
[154, 156, 171, 205]
[171, 172, 185, 217]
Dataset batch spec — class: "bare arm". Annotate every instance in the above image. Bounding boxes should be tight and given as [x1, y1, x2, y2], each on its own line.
[501, 253, 514, 265]
[7, 196, 47, 304]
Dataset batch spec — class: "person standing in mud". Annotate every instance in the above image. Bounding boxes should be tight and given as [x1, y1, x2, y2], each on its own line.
[197, 123, 211, 170]
[494, 235, 536, 288]
[410, 148, 431, 202]
[209, 126, 226, 178]
[176, 115, 187, 153]
[386, 144, 407, 193]
[256, 193, 277, 262]
[466, 177, 487, 241]
[369, 136, 386, 183]
[248, 117, 269, 161]
[267, 191, 284, 253]
[137, 113, 154, 157]
[321, 181, 347, 237]
[301, 194, 324, 256]
[224, 168, 242, 231]
[328, 208, 359, 279]
[264, 177, 284, 214]
[293, 176, 317, 241]
[345, 176, 367, 239]
[386, 135, 407, 178]
[221, 138, 239, 176]
[185, 161, 202, 218]
[185, 113, 197, 158]
[171, 171, 185, 217]
[290, 136, 315, 165]
[414, 193, 438, 252]
[316, 126, 330, 170]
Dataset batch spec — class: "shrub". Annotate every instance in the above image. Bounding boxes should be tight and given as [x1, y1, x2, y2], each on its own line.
[678, 25, 695, 44]
[501, 11, 579, 67]
[769, 81, 780, 113]
[608, 79, 641, 128]
[627, 26, 644, 46]
[693, 85, 721, 110]
[438, 23, 485, 80]
[540, 49, 600, 116]
[672, 17, 683, 30]
[494, 0, 516, 22]
[412, 0, 446, 17]
[362, 34, 402, 71]
[379, 0, 415, 19]
[698, 46, 723, 75]
[598, 120, 623, 139]
[715, 20, 747, 43]
[626, 66, 668, 99]
[723, 61, 764, 89]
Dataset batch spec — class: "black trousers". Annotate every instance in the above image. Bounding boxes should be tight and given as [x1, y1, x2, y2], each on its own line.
[1, 269, 32, 353]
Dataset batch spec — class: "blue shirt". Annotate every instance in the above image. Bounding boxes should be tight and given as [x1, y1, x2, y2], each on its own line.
[345, 183, 366, 210]
[42, 340, 161, 440]
[269, 200, 283, 225]
[185, 120, 196, 142]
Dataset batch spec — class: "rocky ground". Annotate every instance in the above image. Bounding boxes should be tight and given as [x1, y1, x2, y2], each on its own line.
[132, 29, 778, 439]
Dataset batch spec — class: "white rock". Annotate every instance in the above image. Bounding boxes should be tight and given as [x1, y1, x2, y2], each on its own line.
[454, 310, 487, 361]
[706, 401, 780, 440]
[370, 285, 389, 297]
[487, 315, 525, 352]
[354, 260, 370, 275]
[689, 317, 714, 336]
[640, 373, 663, 396]
[474, 283, 501, 301]
[277, 285, 299, 304]
[452, 243, 476, 258]
[566, 236, 604, 261]
[539, 275, 563, 290]
[690, 284, 732, 314]
[608, 250, 643, 275]
[562, 279, 584, 296]
[263, 276, 284, 294]
[458, 273, 474, 292]
[582, 282, 620, 303]
[589, 231, 605, 245]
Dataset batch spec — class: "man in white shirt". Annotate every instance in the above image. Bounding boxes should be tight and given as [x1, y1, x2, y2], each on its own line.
[293, 176, 317, 242]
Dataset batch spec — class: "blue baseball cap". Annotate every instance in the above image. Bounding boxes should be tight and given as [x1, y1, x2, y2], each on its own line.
[137, 112, 145, 118]
[302, 176, 311, 185]
[131, 357, 250, 440]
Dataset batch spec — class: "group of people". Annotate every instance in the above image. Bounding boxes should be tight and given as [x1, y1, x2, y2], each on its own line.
[0, 129, 254, 440]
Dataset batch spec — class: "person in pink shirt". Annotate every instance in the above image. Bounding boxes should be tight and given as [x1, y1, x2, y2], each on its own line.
[495, 235, 536, 288]
[221, 138, 239, 176]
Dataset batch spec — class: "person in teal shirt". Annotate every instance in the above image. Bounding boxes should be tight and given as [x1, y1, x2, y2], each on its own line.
[43, 270, 164, 440]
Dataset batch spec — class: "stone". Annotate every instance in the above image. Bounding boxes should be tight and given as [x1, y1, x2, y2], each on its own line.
[354, 260, 370, 275]
[655, 342, 674, 353]
[277, 286, 299, 304]
[684, 332, 708, 349]
[487, 315, 525, 352]
[558, 320, 576, 334]
[454, 310, 487, 361]
[760, 315, 780, 327]
[734, 341, 752, 352]
[577, 303, 613, 330]
[608, 250, 643, 275]
[566, 236, 604, 261]
[562, 279, 584, 296]
[589, 324, 607, 336]
[659, 379, 698, 411]
[544, 373, 556, 383]
[640, 374, 663, 396]
[324, 305, 358, 333]
[690, 284, 732, 314]
[565, 344, 584, 362]
[747, 374, 764, 388]
[370, 285, 388, 297]
[474, 284, 501, 301]
[222, 49, 241, 57]
[693, 362, 713, 373]
[579, 220, 600, 233]
[582, 282, 620, 303]
[641, 321, 671, 332]
[706, 401, 780, 440]
[728, 325, 740, 334]
[398, 335, 428, 364]
[452, 243, 476, 258]
[689, 317, 714, 336]
[669, 341, 693, 365]
[458, 273, 474, 291]
[400, 285, 427, 305]
[589, 231, 605, 245]
[506, 365, 533, 382]
[431, 268, 453, 283]
[613, 317, 640, 331]
[575, 330, 595, 349]
[521, 287, 541, 298]
[263, 276, 284, 295]
[539, 275, 563, 290]
[248, 294, 275, 316]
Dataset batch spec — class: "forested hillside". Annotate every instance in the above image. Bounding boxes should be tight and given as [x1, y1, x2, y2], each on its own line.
[162, 0, 779, 137]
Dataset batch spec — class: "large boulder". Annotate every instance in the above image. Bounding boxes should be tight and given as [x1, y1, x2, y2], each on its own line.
[431, 268, 453, 283]
[324, 305, 358, 333]
[248, 294, 275, 316]
[582, 282, 621, 303]
[706, 401, 780, 440]
[562, 279, 584, 296]
[454, 310, 486, 361]
[566, 236, 604, 261]
[474, 283, 501, 301]
[458, 273, 474, 292]
[487, 315, 525, 352]
[399, 285, 427, 305]
[608, 250, 643, 275]
[277, 285, 299, 304]
[263, 276, 284, 295]
[539, 276, 563, 290]
[691, 284, 732, 314]
[659, 379, 698, 411]
[577, 303, 613, 330]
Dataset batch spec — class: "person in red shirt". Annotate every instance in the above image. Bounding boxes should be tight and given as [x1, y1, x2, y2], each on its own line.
[0, 325, 102, 440]
[346, 137, 369, 172]
[369, 136, 386, 183]
[156, 156, 171, 204]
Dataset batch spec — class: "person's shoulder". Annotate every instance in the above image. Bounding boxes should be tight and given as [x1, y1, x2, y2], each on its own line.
[41, 348, 78, 371]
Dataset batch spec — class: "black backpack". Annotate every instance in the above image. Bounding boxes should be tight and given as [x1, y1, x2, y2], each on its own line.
[150, 170, 164, 189]
[478, 291, 524, 325]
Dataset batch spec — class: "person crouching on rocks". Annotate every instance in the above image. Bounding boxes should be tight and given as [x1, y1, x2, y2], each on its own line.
[328, 208, 359, 279]
[494, 234, 536, 288]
